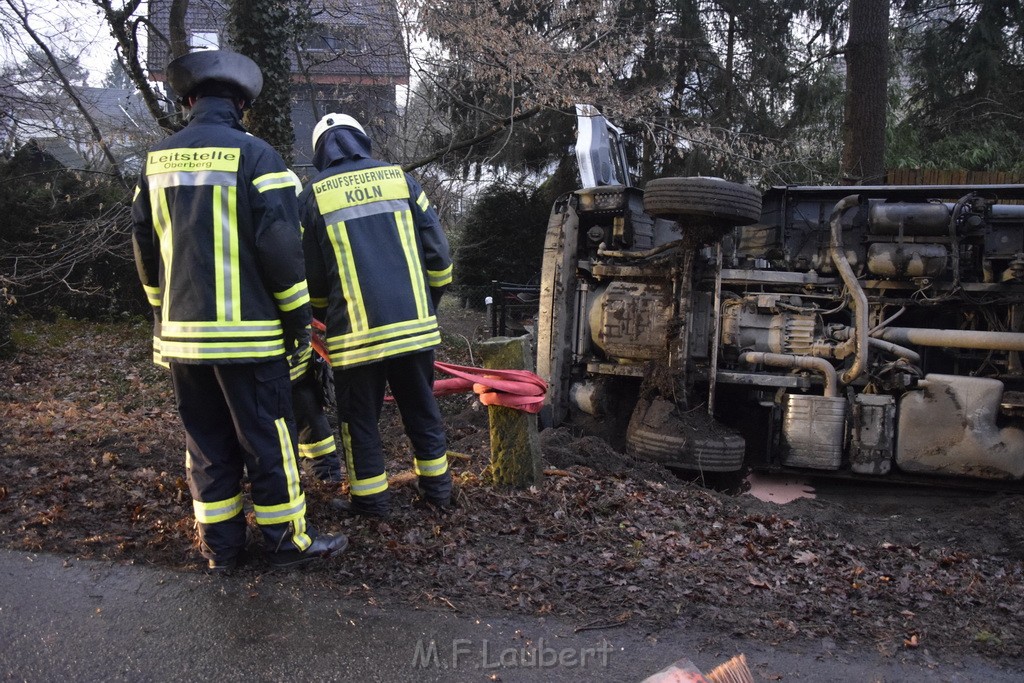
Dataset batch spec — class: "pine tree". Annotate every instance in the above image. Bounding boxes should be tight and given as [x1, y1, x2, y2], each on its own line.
[890, 0, 1024, 171]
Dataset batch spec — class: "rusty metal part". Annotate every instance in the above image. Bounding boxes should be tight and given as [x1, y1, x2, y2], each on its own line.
[588, 281, 674, 360]
[866, 243, 948, 278]
[897, 374, 1024, 479]
[833, 326, 921, 365]
[597, 238, 683, 259]
[867, 201, 952, 236]
[850, 394, 895, 475]
[780, 394, 846, 470]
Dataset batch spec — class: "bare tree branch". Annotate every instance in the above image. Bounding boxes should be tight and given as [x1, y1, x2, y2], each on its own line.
[4, 0, 126, 180]
[402, 105, 542, 172]
[91, 0, 181, 134]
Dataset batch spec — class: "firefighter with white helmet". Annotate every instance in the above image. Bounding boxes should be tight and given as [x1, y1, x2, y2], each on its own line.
[300, 112, 454, 517]
[131, 50, 347, 570]
[283, 168, 343, 484]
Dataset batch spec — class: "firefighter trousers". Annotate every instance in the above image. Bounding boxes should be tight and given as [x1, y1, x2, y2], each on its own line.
[334, 350, 451, 514]
[170, 360, 312, 563]
[292, 362, 342, 482]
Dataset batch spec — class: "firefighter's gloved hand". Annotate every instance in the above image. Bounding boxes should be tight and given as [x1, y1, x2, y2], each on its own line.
[431, 286, 446, 311]
[284, 325, 311, 352]
[285, 328, 312, 365]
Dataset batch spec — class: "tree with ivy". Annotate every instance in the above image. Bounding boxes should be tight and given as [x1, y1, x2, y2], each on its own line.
[227, 0, 297, 164]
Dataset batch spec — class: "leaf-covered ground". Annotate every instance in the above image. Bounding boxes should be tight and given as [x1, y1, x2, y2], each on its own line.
[1, 309, 1022, 668]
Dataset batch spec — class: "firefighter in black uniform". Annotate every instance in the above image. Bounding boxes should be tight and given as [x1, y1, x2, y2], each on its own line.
[131, 50, 347, 570]
[290, 296, 343, 485]
[299, 113, 453, 518]
[284, 169, 343, 484]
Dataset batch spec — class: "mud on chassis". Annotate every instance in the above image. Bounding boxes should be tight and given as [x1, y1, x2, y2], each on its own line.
[536, 114, 1024, 485]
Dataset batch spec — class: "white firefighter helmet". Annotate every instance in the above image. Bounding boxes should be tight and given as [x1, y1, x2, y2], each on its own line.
[312, 113, 365, 151]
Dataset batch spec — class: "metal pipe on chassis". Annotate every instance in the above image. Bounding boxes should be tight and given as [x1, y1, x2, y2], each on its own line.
[740, 351, 839, 398]
[874, 327, 1024, 352]
[829, 195, 870, 384]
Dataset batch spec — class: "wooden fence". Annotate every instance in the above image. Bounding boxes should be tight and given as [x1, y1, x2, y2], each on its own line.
[886, 168, 1023, 185]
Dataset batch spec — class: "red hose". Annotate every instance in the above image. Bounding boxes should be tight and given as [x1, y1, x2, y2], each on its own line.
[310, 320, 547, 413]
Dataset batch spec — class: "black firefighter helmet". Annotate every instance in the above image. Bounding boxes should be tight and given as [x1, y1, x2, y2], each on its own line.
[166, 49, 263, 106]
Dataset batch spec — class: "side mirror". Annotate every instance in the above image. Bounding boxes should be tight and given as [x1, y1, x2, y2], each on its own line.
[574, 103, 633, 189]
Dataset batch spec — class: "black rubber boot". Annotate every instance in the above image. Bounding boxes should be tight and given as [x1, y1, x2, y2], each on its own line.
[264, 531, 349, 569]
[304, 452, 343, 483]
[330, 497, 392, 519]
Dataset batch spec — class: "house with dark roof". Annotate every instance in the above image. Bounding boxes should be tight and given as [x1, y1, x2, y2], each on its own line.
[4, 83, 157, 173]
[145, 0, 409, 167]
[75, 86, 158, 171]
[15, 138, 88, 173]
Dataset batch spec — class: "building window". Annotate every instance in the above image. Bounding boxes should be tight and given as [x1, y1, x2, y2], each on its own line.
[190, 32, 219, 50]
[303, 29, 364, 54]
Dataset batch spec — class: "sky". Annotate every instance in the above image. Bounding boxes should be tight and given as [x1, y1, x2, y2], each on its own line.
[2, 0, 120, 86]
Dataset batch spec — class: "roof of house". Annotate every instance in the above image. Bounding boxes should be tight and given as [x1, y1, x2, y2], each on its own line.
[23, 138, 88, 171]
[74, 87, 154, 132]
[5, 83, 158, 169]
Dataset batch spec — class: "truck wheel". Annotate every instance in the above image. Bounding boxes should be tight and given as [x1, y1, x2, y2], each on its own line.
[535, 196, 580, 427]
[643, 177, 761, 226]
[626, 397, 746, 472]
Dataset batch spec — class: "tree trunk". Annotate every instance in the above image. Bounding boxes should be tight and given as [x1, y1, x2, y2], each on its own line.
[841, 0, 889, 184]
[169, 0, 190, 60]
[93, 0, 182, 134]
[475, 336, 544, 488]
[228, 0, 296, 164]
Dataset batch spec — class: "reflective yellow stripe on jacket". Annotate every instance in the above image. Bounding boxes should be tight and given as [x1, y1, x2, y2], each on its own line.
[313, 166, 441, 367]
[144, 147, 290, 362]
[324, 316, 440, 367]
[427, 264, 453, 288]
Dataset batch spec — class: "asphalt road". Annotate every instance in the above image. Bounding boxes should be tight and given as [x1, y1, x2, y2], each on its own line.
[1, 549, 1019, 682]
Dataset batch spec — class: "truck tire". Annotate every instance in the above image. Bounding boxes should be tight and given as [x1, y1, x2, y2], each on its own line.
[626, 397, 746, 472]
[535, 196, 580, 427]
[643, 177, 761, 225]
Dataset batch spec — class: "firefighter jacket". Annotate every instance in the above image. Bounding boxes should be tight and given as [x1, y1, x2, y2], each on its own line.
[131, 97, 311, 365]
[299, 126, 452, 369]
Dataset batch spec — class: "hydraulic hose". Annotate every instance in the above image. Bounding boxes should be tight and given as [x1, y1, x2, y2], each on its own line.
[868, 337, 921, 365]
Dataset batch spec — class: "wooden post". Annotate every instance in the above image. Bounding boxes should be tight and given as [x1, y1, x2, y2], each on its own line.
[475, 335, 544, 488]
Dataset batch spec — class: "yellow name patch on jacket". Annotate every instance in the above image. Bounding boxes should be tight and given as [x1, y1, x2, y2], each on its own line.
[146, 147, 241, 175]
[313, 166, 409, 214]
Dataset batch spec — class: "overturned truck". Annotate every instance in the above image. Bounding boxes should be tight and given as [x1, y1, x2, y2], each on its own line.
[536, 106, 1024, 484]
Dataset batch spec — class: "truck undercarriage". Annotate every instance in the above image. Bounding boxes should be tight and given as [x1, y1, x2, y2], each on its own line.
[536, 107, 1024, 485]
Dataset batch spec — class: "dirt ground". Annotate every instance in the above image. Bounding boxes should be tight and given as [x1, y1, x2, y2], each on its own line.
[1, 302, 1022, 670]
